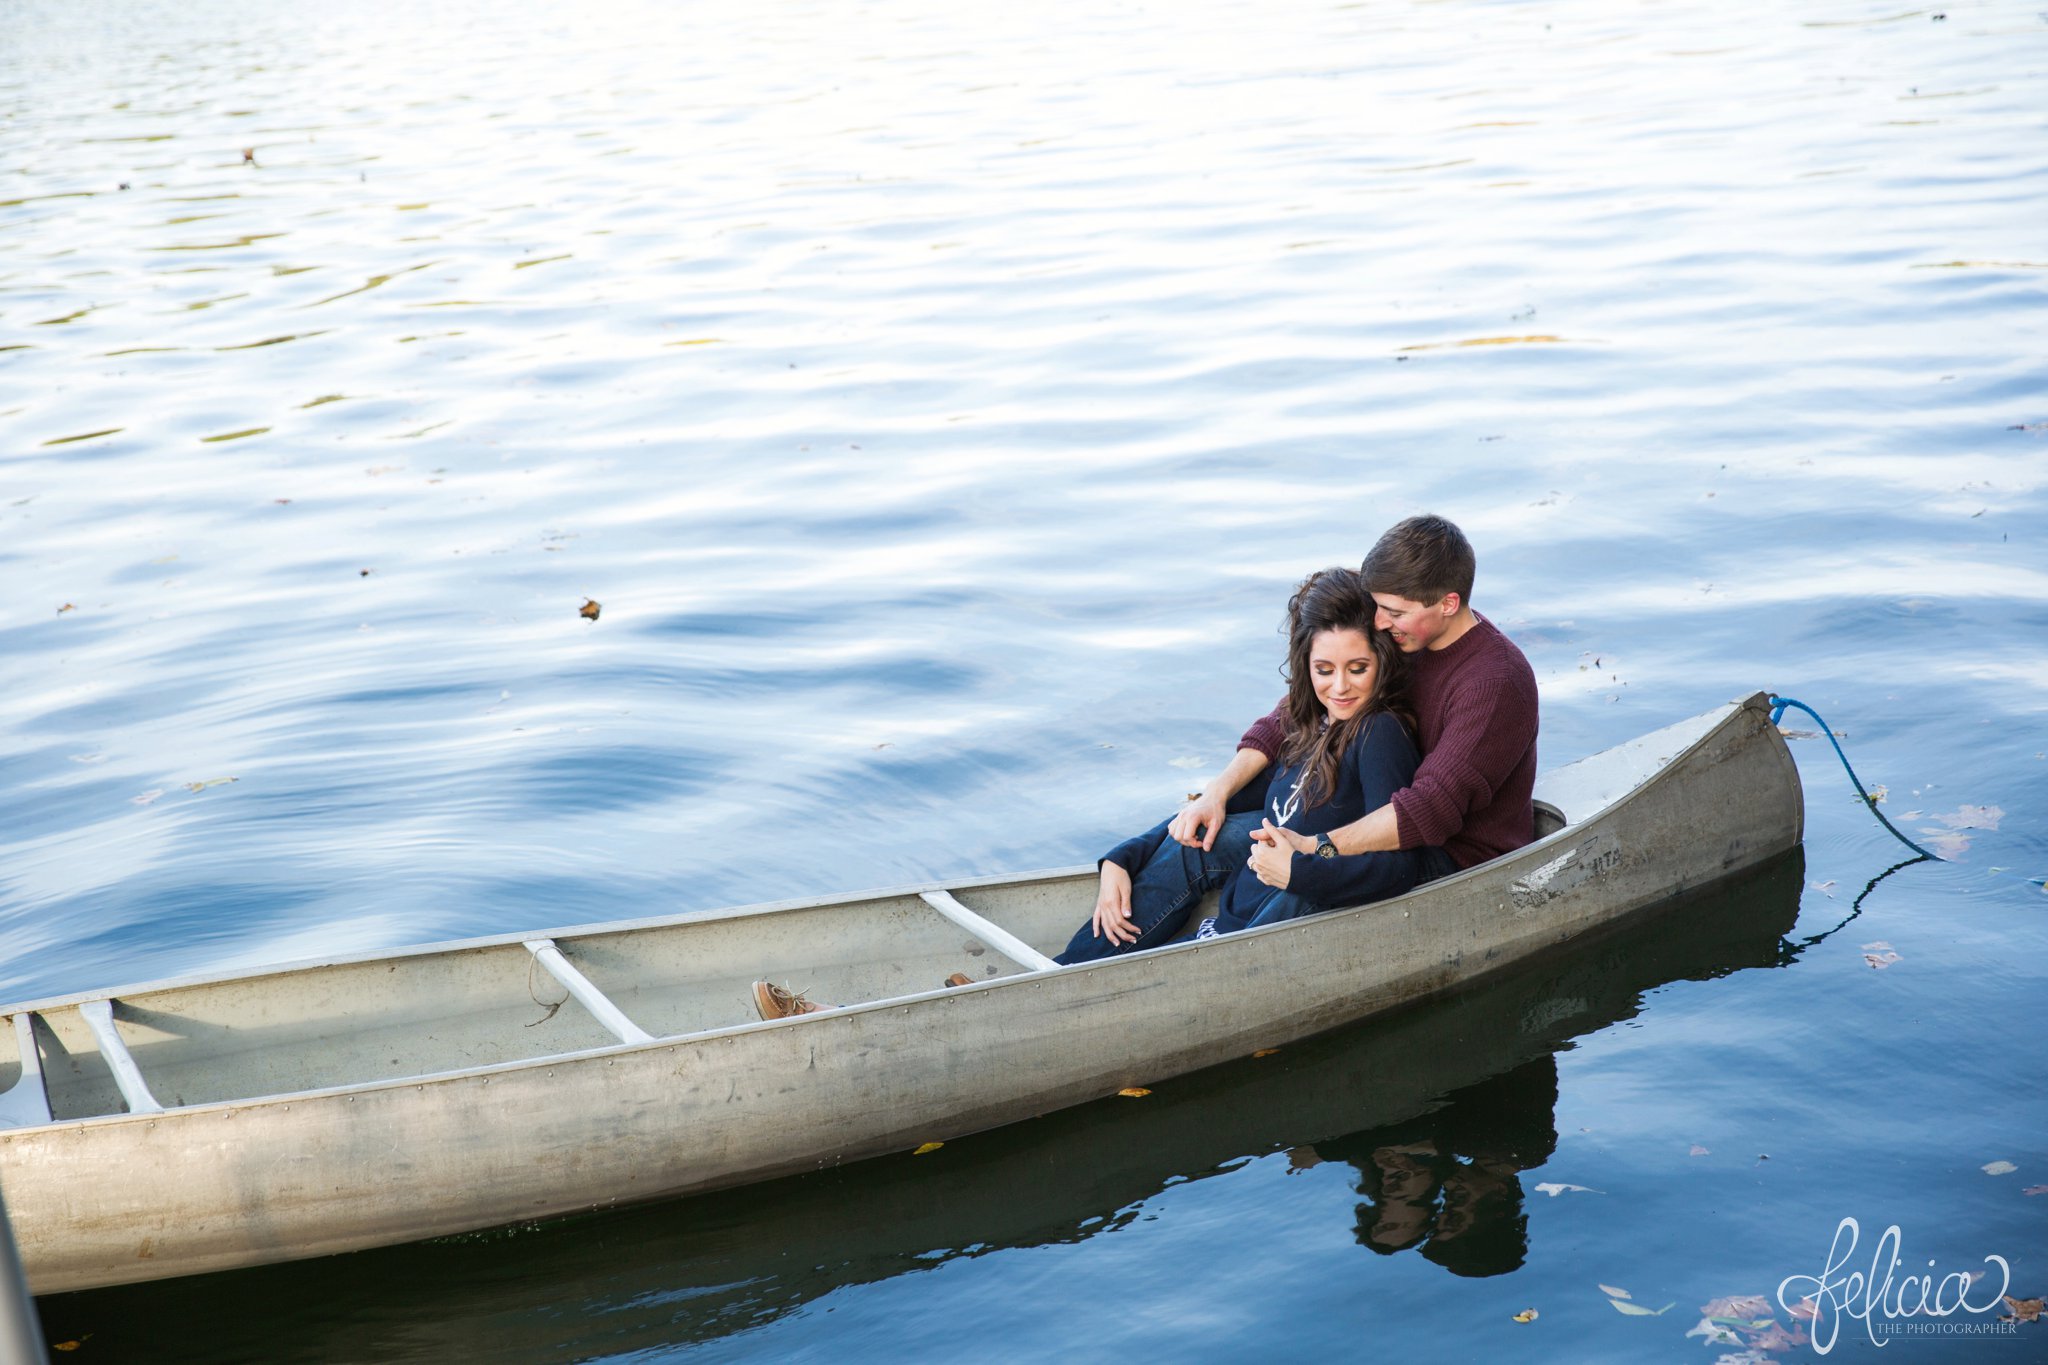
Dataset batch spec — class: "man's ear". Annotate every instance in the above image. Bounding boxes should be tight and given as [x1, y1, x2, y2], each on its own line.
[1439, 591, 1462, 617]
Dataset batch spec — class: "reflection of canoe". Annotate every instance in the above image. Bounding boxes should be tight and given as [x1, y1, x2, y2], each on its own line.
[41, 850, 1807, 1361]
[0, 692, 1801, 1295]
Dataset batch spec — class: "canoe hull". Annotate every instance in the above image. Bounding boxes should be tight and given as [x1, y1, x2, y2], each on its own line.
[1, 694, 1801, 1294]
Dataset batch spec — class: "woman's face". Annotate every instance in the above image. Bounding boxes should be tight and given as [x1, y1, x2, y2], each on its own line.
[1309, 627, 1377, 721]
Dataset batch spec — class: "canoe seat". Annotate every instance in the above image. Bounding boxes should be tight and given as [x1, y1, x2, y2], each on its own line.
[0, 1014, 52, 1129]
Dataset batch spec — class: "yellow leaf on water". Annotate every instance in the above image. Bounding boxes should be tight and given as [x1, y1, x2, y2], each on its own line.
[1512, 1309, 1539, 1323]
[185, 777, 238, 792]
[1118, 1087, 1151, 1098]
[913, 1142, 944, 1156]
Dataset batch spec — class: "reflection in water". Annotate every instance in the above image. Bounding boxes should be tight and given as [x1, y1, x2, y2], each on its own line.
[1303, 1053, 1557, 1278]
[42, 850, 1804, 1362]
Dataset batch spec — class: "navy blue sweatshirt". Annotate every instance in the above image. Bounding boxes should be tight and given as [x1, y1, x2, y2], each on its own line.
[1105, 711, 1430, 923]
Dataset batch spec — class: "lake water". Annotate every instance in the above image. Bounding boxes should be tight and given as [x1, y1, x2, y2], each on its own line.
[5, 0, 2045, 1358]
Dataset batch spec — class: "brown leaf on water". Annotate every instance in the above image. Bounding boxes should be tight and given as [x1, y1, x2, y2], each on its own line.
[1117, 1087, 1151, 1098]
[57, 602, 76, 614]
[579, 598, 601, 620]
[2002, 1296, 2043, 1323]
[1253, 1048, 1281, 1058]
[1701, 1294, 1772, 1319]
[1747, 1321, 1807, 1350]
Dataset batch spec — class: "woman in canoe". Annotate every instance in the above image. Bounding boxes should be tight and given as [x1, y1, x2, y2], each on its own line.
[750, 566, 1433, 1018]
[1051, 564, 1433, 963]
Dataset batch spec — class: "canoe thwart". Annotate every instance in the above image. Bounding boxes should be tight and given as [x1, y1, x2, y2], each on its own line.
[919, 891, 1059, 973]
[75, 1001, 163, 1116]
[523, 940, 655, 1045]
[0, 1015, 52, 1130]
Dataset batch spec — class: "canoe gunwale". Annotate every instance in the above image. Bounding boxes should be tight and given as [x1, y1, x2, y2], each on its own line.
[0, 695, 1778, 1139]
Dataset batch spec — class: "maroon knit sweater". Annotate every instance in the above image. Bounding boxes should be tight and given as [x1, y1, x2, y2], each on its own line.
[1238, 612, 1539, 869]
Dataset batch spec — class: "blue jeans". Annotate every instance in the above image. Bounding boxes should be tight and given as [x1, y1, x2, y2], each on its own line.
[1055, 811, 1259, 963]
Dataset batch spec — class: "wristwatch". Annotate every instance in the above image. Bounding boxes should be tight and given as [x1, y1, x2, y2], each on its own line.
[1314, 833, 1338, 859]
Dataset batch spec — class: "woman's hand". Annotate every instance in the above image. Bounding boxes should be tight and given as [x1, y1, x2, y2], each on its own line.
[1092, 861, 1140, 945]
[1248, 818, 1303, 889]
[1168, 790, 1228, 849]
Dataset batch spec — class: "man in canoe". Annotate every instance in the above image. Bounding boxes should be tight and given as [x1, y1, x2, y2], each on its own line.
[750, 513, 1538, 1016]
[1156, 511, 1539, 913]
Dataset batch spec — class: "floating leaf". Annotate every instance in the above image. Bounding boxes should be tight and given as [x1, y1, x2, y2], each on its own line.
[1512, 1308, 1539, 1323]
[1787, 1296, 1819, 1321]
[57, 602, 76, 614]
[2023, 1185, 2048, 1196]
[1610, 1299, 1673, 1316]
[579, 598, 601, 620]
[1932, 804, 2003, 831]
[1862, 784, 1888, 804]
[2002, 1296, 2043, 1323]
[1599, 1284, 1631, 1299]
[1808, 879, 1836, 897]
[131, 790, 164, 806]
[913, 1141, 944, 1156]
[186, 777, 238, 792]
[1252, 1048, 1280, 1058]
[1117, 1087, 1151, 1098]
[1691, 1144, 1711, 1156]
[1747, 1321, 1807, 1351]
[1983, 1160, 2017, 1175]
[1685, 1318, 1743, 1346]
[52, 1342, 82, 1353]
[1533, 1181, 1600, 1196]
[1701, 1295, 1773, 1319]
[1864, 950, 1901, 969]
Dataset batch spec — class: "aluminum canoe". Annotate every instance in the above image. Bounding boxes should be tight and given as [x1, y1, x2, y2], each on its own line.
[0, 691, 1802, 1294]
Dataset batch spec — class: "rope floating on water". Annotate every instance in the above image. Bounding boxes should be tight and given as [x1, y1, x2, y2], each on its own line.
[1769, 694, 1941, 861]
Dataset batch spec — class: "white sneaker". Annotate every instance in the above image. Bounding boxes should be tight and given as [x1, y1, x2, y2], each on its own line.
[1194, 917, 1220, 941]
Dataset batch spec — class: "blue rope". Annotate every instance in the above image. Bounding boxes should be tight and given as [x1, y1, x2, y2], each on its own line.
[1769, 695, 1941, 861]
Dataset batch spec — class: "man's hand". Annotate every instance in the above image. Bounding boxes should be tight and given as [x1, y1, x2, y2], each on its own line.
[1248, 819, 1306, 888]
[1091, 861, 1140, 945]
[1168, 791, 1228, 850]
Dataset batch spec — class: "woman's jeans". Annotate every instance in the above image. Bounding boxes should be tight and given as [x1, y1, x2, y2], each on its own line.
[1055, 812, 1259, 964]
[1055, 821, 1461, 962]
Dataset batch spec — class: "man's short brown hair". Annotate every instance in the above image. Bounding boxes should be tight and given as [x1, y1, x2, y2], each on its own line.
[1361, 514, 1476, 607]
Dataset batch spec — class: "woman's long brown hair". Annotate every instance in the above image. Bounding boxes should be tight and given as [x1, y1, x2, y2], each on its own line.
[1275, 567, 1415, 809]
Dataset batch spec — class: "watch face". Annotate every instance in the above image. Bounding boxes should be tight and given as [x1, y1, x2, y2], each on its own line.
[1316, 835, 1337, 858]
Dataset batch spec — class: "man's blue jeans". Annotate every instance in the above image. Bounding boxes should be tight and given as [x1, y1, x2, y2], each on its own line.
[1055, 811, 1259, 964]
